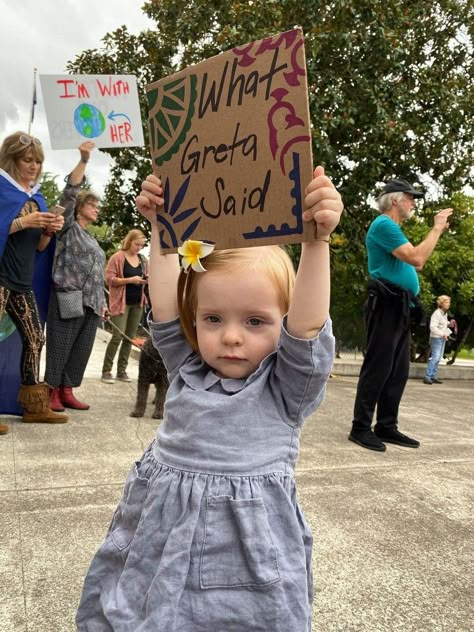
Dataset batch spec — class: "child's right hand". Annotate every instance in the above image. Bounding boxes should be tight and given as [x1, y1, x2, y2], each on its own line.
[136, 175, 165, 224]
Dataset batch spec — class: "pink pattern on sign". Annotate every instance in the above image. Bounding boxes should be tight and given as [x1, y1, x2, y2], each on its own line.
[279, 135, 311, 175]
[284, 39, 306, 87]
[232, 43, 258, 67]
[232, 30, 301, 85]
[232, 30, 309, 175]
[268, 88, 309, 175]
[256, 30, 298, 55]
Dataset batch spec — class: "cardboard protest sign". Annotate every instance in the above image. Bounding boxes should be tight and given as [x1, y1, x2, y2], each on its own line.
[146, 28, 314, 251]
[39, 74, 144, 149]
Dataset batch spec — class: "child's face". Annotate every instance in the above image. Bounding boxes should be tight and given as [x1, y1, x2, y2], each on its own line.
[195, 267, 284, 379]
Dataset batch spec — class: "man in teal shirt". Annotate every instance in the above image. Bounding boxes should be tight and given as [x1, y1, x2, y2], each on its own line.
[349, 179, 452, 451]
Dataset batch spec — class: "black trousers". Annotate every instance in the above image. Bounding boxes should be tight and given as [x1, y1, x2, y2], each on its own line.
[352, 280, 411, 432]
[44, 290, 100, 388]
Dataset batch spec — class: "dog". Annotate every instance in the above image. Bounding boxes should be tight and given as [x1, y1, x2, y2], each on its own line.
[130, 337, 169, 419]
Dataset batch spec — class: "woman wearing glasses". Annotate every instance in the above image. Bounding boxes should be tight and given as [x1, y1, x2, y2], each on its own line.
[0, 131, 67, 431]
[45, 141, 107, 413]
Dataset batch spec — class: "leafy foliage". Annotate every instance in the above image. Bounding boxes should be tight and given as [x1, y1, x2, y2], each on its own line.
[405, 192, 474, 353]
[39, 172, 62, 207]
[67, 0, 474, 350]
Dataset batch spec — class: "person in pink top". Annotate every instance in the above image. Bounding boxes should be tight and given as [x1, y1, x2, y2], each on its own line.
[101, 229, 148, 383]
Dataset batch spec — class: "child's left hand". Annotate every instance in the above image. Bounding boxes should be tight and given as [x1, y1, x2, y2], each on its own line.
[302, 166, 343, 239]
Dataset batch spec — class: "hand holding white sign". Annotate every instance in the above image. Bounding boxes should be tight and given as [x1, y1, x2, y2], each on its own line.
[79, 141, 96, 162]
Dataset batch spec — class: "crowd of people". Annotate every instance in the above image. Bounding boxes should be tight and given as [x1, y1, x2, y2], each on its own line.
[0, 128, 461, 630]
[0, 133, 148, 433]
[0, 131, 458, 442]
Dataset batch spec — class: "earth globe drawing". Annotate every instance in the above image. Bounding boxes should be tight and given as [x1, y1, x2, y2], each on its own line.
[74, 103, 106, 139]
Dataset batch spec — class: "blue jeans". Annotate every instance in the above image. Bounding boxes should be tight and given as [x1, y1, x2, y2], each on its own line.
[425, 337, 446, 379]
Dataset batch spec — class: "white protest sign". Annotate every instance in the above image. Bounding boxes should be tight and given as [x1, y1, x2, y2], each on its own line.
[39, 74, 144, 149]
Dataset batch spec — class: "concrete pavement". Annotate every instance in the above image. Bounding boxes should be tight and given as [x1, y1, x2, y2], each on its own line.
[0, 330, 473, 631]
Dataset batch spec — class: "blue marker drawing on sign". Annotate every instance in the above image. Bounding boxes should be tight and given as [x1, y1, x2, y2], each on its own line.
[108, 111, 131, 123]
[243, 152, 303, 240]
[157, 175, 200, 249]
[74, 103, 106, 139]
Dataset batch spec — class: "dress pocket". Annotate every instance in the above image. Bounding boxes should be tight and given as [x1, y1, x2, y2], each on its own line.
[110, 460, 150, 551]
[200, 495, 281, 589]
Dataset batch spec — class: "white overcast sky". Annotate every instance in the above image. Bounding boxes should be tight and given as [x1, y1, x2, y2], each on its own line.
[0, 0, 153, 195]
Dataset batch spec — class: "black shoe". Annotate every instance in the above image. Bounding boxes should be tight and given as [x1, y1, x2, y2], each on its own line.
[423, 377, 432, 384]
[348, 430, 386, 452]
[432, 378, 443, 384]
[374, 429, 420, 448]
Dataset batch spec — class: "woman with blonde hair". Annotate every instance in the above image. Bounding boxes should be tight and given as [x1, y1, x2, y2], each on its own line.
[0, 131, 66, 430]
[101, 229, 148, 383]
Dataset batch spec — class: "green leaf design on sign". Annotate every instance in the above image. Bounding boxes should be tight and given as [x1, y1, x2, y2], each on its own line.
[147, 74, 197, 166]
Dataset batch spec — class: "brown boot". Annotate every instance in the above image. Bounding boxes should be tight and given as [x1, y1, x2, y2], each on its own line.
[0, 422, 9, 435]
[18, 383, 68, 423]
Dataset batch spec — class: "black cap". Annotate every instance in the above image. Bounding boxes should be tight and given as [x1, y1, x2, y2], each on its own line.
[378, 179, 424, 199]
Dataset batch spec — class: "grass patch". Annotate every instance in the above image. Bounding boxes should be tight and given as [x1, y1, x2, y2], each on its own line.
[456, 348, 474, 359]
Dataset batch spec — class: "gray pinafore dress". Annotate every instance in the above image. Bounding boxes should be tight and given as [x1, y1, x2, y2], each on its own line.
[76, 316, 334, 631]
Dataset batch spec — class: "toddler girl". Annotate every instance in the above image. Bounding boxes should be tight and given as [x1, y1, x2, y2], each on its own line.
[76, 166, 343, 631]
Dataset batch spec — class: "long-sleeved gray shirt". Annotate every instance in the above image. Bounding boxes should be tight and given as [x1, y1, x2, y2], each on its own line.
[52, 177, 106, 316]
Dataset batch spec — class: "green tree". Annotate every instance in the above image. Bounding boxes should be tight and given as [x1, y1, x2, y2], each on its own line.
[67, 0, 474, 348]
[405, 192, 474, 360]
[39, 172, 61, 207]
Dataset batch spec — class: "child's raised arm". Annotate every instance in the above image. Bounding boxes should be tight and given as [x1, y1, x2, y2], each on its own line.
[287, 166, 343, 339]
[136, 175, 180, 322]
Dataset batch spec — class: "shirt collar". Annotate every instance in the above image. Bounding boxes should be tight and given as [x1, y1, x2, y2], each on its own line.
[178, 350, 277, 393]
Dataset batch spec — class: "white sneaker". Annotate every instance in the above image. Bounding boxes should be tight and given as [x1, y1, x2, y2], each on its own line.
[101, 372, 115, 384]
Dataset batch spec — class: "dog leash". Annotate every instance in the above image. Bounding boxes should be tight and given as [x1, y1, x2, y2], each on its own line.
[102, 286, 156, 358]
[103, 316, 157, 360]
